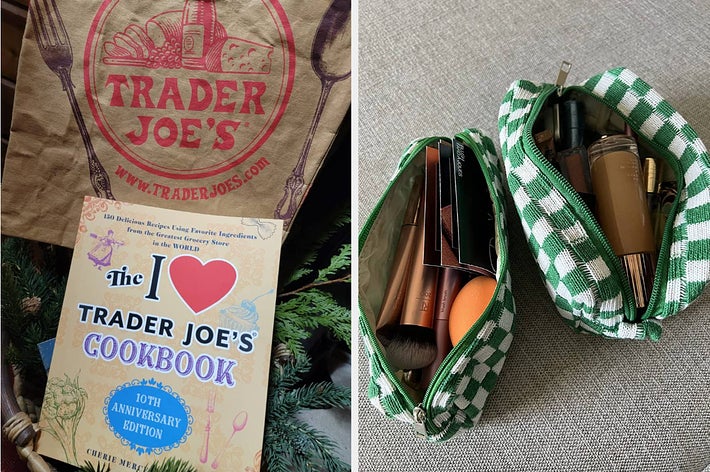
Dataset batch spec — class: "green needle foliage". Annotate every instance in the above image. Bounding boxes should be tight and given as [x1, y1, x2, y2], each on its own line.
[78, 457, 196, 472]
[79, 461, 111, 472]
[264, 353, 350, 472]
[275, 199, 351, 360]
[1, 237, 68, 392]
[144, 457, 197, 472]
[265, 123, 351, 471]
[275, 282, 351, 360]
[265, 206, 351, 470]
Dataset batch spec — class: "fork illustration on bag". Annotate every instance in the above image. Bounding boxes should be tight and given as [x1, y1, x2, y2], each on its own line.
[29, 0, 115, 200]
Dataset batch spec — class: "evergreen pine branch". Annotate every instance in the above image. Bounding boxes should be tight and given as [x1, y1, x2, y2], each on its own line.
[271, 418, 350, 472]
[144, 457, 197, 472]
[278, 273, 351, 298]
[1, 238, 67, 388]
[264, 355, 349, 472]
[288, 381, 350, 410]
[77, 457, 197, 472]
[268, 189, 351, 470]
[314, 243, 351, 283]
[281, 211, 350, 288]
[286, 267, 315, 286]
[274, 289, 351, 356]
[79, 461, 111, 472]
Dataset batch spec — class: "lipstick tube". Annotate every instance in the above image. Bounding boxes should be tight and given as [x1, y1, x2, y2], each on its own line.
[588, 135, 656, 315]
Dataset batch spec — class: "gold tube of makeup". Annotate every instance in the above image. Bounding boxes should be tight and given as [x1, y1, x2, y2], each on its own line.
[588, 135, 656, 315]
[385, 196, 439, 371]
[644, 158, 660, 239]
[375, 177, 424, 334]
[400, 198, 439, 328]
[420, 268, 463, 389]
[644, 158, 657, 208]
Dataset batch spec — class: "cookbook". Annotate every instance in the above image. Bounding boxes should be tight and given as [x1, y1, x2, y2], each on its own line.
[37, 196, 282, 471]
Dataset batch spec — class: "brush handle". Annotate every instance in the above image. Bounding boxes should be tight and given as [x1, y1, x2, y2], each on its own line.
[421, 268, 464, 388]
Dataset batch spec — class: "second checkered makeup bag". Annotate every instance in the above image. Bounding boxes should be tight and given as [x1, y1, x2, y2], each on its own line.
[498, 67, 710, 340]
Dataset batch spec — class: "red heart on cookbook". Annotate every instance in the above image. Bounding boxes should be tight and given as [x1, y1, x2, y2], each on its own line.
[168, 255, 238, 315]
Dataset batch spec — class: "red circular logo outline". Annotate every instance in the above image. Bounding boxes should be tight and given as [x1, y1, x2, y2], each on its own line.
[84, 0, 296, 180]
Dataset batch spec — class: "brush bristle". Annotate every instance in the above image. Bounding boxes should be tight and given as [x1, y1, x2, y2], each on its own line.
[386, 325, 437, 370]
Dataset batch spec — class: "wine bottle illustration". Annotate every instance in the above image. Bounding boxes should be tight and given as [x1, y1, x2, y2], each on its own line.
[182, 0, 218, 69]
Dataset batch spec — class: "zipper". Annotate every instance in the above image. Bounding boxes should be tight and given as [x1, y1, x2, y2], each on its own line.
[641, 138, 683, 319]
[359, 132, 509, 438]
[520, 83, 637, 323]
[412, 404, 427, 438]
[555, 61, 572, 94]
[421, 131, 508, 408]
[524, 62, 684, 322]
[358, 136, 445, 434]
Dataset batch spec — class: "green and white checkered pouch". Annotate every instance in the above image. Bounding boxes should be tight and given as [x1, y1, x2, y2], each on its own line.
[498, 67, 710, 340]
[359, 130, 516, 441]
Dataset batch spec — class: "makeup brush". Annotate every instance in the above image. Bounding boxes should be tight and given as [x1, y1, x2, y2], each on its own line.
[375, 177, 424, 344]
[386, 191, 439, 371]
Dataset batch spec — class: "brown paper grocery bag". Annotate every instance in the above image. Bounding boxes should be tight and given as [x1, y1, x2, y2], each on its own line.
[1, 0, 350, 247]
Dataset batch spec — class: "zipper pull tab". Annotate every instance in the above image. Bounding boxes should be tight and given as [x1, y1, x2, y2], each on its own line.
[412, 404, 427, 438]
[555, 61, 572, 95]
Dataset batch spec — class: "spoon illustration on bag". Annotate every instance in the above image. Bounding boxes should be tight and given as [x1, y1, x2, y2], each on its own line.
[274, 0, 351, 227]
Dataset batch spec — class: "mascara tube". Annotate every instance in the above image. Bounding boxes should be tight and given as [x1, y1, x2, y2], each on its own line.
[588, 135, 656, 316]
[375, 178, 424, 339]
[557, 100, 595, 211]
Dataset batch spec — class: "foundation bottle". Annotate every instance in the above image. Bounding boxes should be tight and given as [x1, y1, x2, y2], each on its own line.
[588, 135, 656, 315]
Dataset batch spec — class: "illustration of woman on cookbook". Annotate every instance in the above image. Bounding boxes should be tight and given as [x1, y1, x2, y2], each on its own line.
[87, 229, 124, 269]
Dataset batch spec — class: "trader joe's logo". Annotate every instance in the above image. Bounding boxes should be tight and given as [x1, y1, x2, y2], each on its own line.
[84, 0, 295, 179]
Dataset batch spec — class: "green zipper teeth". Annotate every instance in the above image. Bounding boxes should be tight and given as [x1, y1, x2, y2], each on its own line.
[358, 136, 445, 416]
[422, 131, 509, 410]
[520, 84, 636, 325]
[357, 312, 415, 413]
[359, 131, 509, 433]
[563, 84, 685, 321]
[524, 83, 684, 324]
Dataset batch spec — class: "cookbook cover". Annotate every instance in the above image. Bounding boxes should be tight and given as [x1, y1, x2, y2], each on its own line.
[37, 196, 282, 471]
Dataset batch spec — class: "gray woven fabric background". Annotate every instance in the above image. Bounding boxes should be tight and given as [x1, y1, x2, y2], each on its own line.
[356, 0, 710, 470]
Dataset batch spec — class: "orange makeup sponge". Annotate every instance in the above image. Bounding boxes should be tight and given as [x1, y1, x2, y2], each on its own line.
[448, 276, 497, 346]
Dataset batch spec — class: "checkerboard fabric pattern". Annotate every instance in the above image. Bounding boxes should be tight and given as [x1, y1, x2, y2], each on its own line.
[498, 67, 710, 340]
[360, 130, 516, 441]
